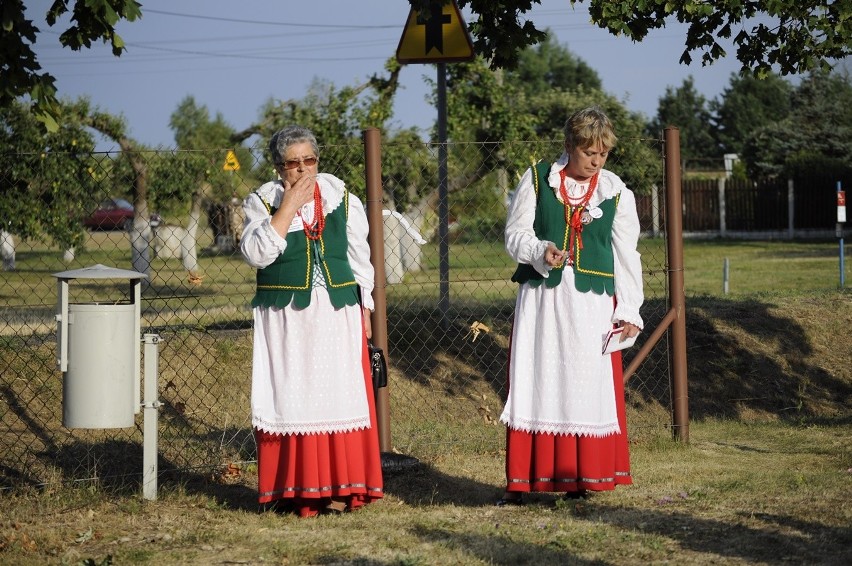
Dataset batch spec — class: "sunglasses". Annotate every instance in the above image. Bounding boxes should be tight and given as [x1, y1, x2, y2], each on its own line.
[280, 156, 318, 170]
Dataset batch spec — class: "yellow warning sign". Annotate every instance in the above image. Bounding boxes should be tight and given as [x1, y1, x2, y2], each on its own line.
[223, 150, 240, 171]
[396, 0, 474, 64]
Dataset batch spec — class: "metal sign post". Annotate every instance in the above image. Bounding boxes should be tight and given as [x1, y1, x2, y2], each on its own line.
[397, 0, 474, 329]
[838, 182, 846, 288]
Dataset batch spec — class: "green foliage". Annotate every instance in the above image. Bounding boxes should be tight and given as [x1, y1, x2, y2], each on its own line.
[46, 0, 141, 54]
[382, 128, 438, 214]
[710, 72, 792, 156]
[649, 76, 718, 160]
[461, 0, 548, 69]
[408, 1, 850, 79]
[165, 96, 250, 205]
[450, 168, 509, 243]
[505, 31, 603, 94]
[249, 78, 380, 198]
[1, 0, 141, 131]
[441, 57, 535, 152]
[741, 69, 852, 178]
[580, 0, 850, 76]
[170, 97, 236, 150]
[730, 158, 749, 180]
[435, 51, 662, 202]
[0, 99, 100, 248]
[523, 89, 663, 194]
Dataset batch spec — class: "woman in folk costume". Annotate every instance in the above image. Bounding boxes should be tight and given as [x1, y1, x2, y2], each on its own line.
[240, 125, 383, 517]
[498, 107, 644, 505]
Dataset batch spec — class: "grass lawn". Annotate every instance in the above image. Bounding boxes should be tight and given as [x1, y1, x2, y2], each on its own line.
[0, 418, 849, 565]
[1, 238, 850, 564]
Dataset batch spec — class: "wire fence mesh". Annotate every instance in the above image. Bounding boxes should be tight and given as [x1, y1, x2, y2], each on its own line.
[0, 135, 671, 492]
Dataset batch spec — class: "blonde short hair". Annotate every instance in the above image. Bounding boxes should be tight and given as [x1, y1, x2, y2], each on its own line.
[563, 106, 617, 151]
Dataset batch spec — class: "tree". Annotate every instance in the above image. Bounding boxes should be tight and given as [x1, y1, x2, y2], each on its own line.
[0, 99, 99, 254]
[1, 0, 141, 131]
[710, 72, 793, 156]
[741, 69, 852, 178]
[0, 96, 159, 275]
[505, 31, 603, 94]
[424, 44, 660, 242]
[649, 76, 718, 163]
[410, 1, 850, 76]
[235, 59, 404, 201]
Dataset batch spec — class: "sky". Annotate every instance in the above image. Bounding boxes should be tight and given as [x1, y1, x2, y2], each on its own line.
[29, 0, 789, 150]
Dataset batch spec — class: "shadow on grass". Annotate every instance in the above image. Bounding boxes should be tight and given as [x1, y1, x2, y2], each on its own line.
[584, 503, 852, 565]
[382, 459, 499, 508]
[675, 295, 852, 421]
[410, 525, 604, 566]
[386, 294, 852, 425]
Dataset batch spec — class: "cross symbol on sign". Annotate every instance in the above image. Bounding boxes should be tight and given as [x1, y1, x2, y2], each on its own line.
[396, 0, 474, 64]
[417, 3, 451, 54]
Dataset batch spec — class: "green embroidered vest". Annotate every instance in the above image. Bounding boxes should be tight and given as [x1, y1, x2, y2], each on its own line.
[252, 189, 359, 309]
[511, 161, 618, 295]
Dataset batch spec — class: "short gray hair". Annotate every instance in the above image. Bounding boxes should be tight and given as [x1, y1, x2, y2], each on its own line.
[268, 125, 319, 167]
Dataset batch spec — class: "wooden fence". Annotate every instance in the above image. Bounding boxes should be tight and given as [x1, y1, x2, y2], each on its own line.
[636, 174, 850, 237]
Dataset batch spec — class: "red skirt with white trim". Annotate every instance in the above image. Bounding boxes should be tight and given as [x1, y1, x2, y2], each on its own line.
[504, 350, 632, 494]
[255, 337, 384, 517]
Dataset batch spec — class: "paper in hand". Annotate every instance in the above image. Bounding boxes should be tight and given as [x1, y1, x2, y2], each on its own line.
[602, 326, 638, 355]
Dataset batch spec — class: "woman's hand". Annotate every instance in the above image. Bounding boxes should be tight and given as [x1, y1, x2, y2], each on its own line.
[280, 174, 316, 210]
[270, 175, 316, 235]
[363, 307, 373, 340]
[543, 243, 567, 267]
[619, 322, 640, 341]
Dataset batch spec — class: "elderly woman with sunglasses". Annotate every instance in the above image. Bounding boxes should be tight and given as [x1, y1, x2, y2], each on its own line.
[240, 125, 383, 517]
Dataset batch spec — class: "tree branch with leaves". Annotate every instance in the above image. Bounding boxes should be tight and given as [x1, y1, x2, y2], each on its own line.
[410, 0, 850, 76]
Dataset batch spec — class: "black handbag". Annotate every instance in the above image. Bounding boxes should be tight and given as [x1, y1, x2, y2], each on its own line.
[368, 343, 388, 390]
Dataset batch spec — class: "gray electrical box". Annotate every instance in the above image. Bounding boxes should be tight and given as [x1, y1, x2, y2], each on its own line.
[53, 264, 147, 429]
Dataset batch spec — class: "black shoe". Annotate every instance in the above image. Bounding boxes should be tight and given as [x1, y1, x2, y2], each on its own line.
[562, 490, 588, 500]
[496, 494, 525, 506]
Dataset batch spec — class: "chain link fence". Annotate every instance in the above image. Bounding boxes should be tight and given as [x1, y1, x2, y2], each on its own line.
[0, 135, 671, 492]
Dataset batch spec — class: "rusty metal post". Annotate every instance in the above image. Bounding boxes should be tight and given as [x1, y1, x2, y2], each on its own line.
[363, 127, 391, 452]
[664, 127, 690, 442]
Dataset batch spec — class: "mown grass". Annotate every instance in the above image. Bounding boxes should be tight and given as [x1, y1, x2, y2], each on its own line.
[1, 238, 851, 564]
[1, 418, 849, 565]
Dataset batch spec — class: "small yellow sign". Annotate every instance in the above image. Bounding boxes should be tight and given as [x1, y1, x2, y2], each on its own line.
[223, 150, 240, 171]
[396, 0, 474, 64]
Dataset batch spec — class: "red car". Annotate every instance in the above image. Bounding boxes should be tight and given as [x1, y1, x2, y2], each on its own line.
[84, 198, 160, 231]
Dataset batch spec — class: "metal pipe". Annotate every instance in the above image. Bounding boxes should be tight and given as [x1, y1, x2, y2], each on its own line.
[623, 307, 677, 382]
[363, 127, 391, 452]
[437, 62, 450, 329]
[664, 127, 690, 443]
[142, 333, 161, 500]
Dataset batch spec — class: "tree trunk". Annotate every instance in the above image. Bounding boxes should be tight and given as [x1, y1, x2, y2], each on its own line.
[1, 231, 15, 271]
[183, 189, 203, 273]
[84, 115, 154, 281]
[129, 224, 152, 281]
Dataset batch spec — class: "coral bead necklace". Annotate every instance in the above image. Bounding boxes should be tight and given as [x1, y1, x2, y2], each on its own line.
[558, 168, 599, 264]
[298, 182, 325, 240]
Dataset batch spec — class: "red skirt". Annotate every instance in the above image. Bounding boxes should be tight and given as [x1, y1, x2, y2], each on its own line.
[504, 350, 632, 494]
[255, 336, 384, 517]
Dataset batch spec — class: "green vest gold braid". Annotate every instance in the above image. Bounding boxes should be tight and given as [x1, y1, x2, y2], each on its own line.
[252, 189, 359, 309]
[510, 161, 618, 295]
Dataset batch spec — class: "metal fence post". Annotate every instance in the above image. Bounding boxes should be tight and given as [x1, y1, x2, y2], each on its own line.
[142, 333, 161, 500]
[664, 127, 690, 443]
[788, 179, 795, 239]
[363, 127, 391, 452]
